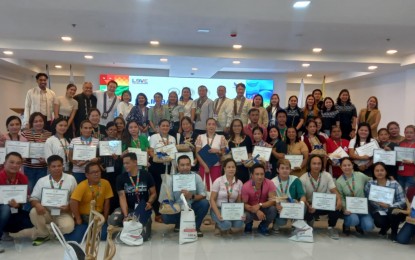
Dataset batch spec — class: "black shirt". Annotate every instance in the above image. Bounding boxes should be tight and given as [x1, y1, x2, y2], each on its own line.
[116, 170, 155, 210]
[285, 107, 304, 128]
[73, 93, 97, 131]
[320, 109, 340, 131]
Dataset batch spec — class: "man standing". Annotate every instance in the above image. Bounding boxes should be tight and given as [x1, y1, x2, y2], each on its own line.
[108, 153, 156, 241]
[232, 83, 252, 126]
[276, 110, 288, 142]
[24, 73, 56, 130]
[94, 80, 119, 126]
[73, 82, 97, 135]
[244, 108, 268, 142]
[29, 155, 77, 246]
[213, 85, 233, 136]
[191, 85, 213, 135]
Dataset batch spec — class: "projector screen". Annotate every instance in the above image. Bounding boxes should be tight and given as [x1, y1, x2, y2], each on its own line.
[99, 74, 274, 107]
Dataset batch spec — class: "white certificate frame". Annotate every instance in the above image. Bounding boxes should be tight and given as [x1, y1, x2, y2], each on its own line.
[285, 155, 303, 169]
[29, 143, 46, 158]
[172, 174, 196, 192]
[395, 147, 415, 162]
[99, 141, 122, 156]
[368, 185, 395, 205]
[155, 143, 178, 159]
[346, 197, 368, 214]
[0, 185, 28, 204]
[5, 140, 30, 158]
[41, 188, 69, 207]
[252, 146, 272, 161]
[231, 147, 248, 163]
[175, 152, 195, 166]
[280, 202, 305, 219]
[72, 145, 97, 161]
[312, 192, 336, 211]
[355, 140, 380, 157]
[373, 149, 396, 166]
[328, 146, 349, 160]
[128, 148, 148, 166]
[220, 202, 244, 221]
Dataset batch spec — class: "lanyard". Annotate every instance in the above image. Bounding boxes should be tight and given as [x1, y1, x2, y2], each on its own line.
[225, 179, 234, 203]
[168, 105, 177, 121]
[214, 98, 225, 115]
[342, 173, 355, 197]
[159, 134, 169, 146]
[131, 138, 141, 148]
[57, 135, 69, 161]
[128, 172, 141, 202]
[84, 96, 92, 118]
[103, 92, 116, 115]
[80, 136, 92, 145]
[308, 172, 321, 192]
[233, 97, 246, 116]
[88, 182, 101, 201]
[6, 176, 18, 185]
[49, 175, 64, 189]
[92, 126, 101, 140]
[207, 134, 216, 146]
[278, 176, 290, 196]
[252, 181, 263, 203]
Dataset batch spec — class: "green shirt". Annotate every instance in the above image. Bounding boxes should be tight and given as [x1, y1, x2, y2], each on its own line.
[122, 135, 150, 152]
[335, 171, 371, 211]
[272, 175, 305, 201]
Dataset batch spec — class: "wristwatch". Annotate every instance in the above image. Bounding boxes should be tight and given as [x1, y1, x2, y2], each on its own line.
[192, 194, 195, 200]
[259, 203, 263, 208]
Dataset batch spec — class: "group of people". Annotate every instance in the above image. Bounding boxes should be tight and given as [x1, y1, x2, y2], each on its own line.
[0, 72, 414, 253]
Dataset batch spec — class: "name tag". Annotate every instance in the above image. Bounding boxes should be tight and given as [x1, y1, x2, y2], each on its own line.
[51, 208, 61, 216]
[106, 166, 115, 173]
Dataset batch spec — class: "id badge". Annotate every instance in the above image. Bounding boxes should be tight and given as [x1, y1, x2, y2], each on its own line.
[399, 165, 404, 171]
[51, 208, 61, 216]
[10, 208, 18, 214]
[64, 162, 70, 172]
[31, 159, 40, 164]
[135, 203, 139, 210]
[106, 166, 115, 173]
[101, 113, 108, 119]
[196, 108, 201, 115]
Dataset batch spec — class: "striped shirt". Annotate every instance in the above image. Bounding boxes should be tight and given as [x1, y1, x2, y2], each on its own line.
[21, 129, 52, 168]
[69, 137, 99, 173]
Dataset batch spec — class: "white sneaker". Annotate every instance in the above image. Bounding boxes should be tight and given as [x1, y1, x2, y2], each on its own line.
[272, 225, 280, 234]
[328, 227, 340, 240]
[0, 241, 5, 253]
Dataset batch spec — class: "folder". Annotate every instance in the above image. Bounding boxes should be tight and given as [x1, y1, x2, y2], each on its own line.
[197, 144, 219, 168]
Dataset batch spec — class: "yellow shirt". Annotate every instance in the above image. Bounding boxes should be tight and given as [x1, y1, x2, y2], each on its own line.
[71, 179, 113, 215]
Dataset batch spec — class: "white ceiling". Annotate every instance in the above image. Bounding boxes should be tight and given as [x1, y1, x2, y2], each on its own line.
[0, 0, 414, 82]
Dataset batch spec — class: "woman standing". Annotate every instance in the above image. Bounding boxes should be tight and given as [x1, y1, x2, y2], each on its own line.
[335, 89, 357, 140]
[266, 94, 283, 127]
[177, 116, 198, 171]
[45, 118, 70, 172]
[116, 90, 133, 120]
[179, 87, 194, 118]
[396, 125, 415, 190]
[358, 96, 381, 138]
[53, 83, 78, 139]
[387, 121, 405, 144]
[165, 91, 184, 136]
[267, 126, 287, 178]
[114, 116, 126, 140]
[302, 95, 319, 123]
[285, 127, 308, 177]
[349, 123, 376, 176]
[320, 97, 340, 136]
[251, 94, 268, 127]
[149, 92, 168, 135]
[285, 96, 304, 132]
[125, 93, 150, 136]
[88, 108, 106, 140]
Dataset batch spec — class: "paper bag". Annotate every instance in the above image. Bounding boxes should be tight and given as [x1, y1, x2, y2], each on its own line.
[288, 220, 314, 243]
[179, 193, 197, 245]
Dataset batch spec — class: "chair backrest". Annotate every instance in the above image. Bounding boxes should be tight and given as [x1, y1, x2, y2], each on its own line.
[84, 200, 105, 260]
[103, 225, 122, 260]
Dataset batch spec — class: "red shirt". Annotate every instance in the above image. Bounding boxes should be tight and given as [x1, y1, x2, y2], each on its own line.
[241, 179, 276, 206]
[243, 124, 268, 143]
[398, 141, 415, 177]
[0, 169, 29, 185]
[326, 138, 350, 178]
[407, 187, 415, 202]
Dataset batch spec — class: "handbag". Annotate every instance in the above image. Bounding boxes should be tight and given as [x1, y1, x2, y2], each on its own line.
[160, 184, 181, 215]
[179, 194, 198, 245]
[120, 216, 143, 246]
[51, 222, 86, 260]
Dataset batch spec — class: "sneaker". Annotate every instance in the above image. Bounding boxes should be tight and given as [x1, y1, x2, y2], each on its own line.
[258, 222, 270, 236]
[328, 227, 339, 240]
[244, 222, 253, 234]
[2, 232, 13, 241]
[390, 233, 397, 242]
[271, 225, 280, 234]
[355, 226, 364, 235]
[378, 230, 387, 238]
[307, 219, 315, 228]
[32, 236, 50, 246]
[0, 241, 4, 253]
[196, 229, 203, 237]
[342, 224, 351, 236]
[173, 224, 180, 233]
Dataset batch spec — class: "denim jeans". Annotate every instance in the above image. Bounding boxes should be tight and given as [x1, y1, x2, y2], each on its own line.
[396, 222, 415, 244]
[161, 199, 209, 229]
[210, 208, 244, 231]
[23, 166, 47, 192]
[397, 175, 415, 191]
[72, 172, 87, 184]
[0, 204, 11, 238]
[0, 205, 33, 237]
[245, 207, 277, 227]
[64, 222, 108, 243]
[343, 213, 374, 231]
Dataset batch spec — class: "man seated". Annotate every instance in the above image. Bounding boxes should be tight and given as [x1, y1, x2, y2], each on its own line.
[242, 163, 277, 236]
[29, 155, 77, 246]
[66, 162, 113, 243]
[161, 155, 209, 237]
[108, 153, 156, 241]
[0, 152, 33, 253]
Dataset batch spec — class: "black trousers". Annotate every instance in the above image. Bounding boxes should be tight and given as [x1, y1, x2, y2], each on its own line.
[305, 209, 342, 227]
[372, 211, 405, 235]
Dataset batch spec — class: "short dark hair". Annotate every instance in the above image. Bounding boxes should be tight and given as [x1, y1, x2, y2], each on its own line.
[235, 83, 246, 89]
[85, 162, 102, 174]
[136, 93, 148, 106]
[106, 121, 116, 130]
[47, 155, 63, 165]
[35, 73, 48, 80]
[312, 89, 322, 95]
[336, 89, 351, 105]
[177, 155, 191, 164]
[29, 112, 46, 129]
[107, 80, 118, 87]
[221, 158, 237, 178]
[306, 154, 324, 173]
[66, 83, 77, 90]
[123, 152, 137, 161]
[250, 163, 265, 174]
[121, 90, 132, 102]
[5, 152, 23, 161]
[248, 108, 259, 115]
[372, 162, 391, 180]
[276, 109, 287, 117]
[158, 119, 170, 126]
[88, 108, 101, 117]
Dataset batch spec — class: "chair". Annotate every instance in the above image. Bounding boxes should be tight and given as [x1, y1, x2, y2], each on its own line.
[84, 200, 105, 260]
[103, 225, 122, 260]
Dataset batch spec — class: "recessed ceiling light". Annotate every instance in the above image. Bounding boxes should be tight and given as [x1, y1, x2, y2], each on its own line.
[160, 58, 168, 62]
[293, 1, 311, 8]
[84, 55, 94, 59]
[368, 65, 378, 70]
[312, 48, 322, 53]
[61, 36, 72, 42]
[197, 29, 210, 33]
[386, 49, 397, 55]
[191, 68, 198, 71]
[54, 65, 62, 69]
[233, 60, 241, 64]
[306, 74, 313, 77]
[150, 41, 160, 45]
[302, 63, 310, 67]
[233, 44, 243, 49]
[3, 50, 13, 55]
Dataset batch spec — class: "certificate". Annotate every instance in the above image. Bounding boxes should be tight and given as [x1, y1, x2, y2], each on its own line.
[128, 148, 148, 166]
[221, 203, 244, 221]
[328, 147, 349, 160]
[0, 185, 28, 204]
[346, 197, 368, 214]
[231, 147, 248, 162]
[252, 146, 272, 161]
[285, 155, 303, 169]
[373, 149, 396, 166]
[175, 152, 195, 166]
[312, 192, 336, 211]
[0, 148, 6, 164]
[280, 202, 305, 219]
[172, 174, 196, 192]
[368, 185, 395, 205]
[41, 188, 69, 207]
[5, 140, 30, 158]
[355, 140, 380, 157]
[29, 143, 45, 158]
[99, 141, 122, 156]
[72, 145, 97, 161]
[395, 147, 415, 162]
[155, 143, 178, 159]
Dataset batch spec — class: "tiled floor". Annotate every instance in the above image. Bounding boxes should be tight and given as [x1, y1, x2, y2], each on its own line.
[1, 219, 414, 260]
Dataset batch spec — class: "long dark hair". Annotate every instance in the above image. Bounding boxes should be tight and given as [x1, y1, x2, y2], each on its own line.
[354, 122, 373, 148]
[321, 97, 337, 112]
[285, 126, 299, 145]
[221, 158, 238, 181]
[336, 89, 351, 105]
[229, 119, 246, 140]
[121, 121, 140, 147]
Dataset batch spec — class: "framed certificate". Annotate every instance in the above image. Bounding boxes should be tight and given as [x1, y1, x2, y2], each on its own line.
[373, 149, 396, 166]
[280, 202, 305, 219]
[346, 197, 368, 214]
[368, 185, 395, 205]
[231, 147, 248, 162]
[355, 140, 380, 157]
[328, 147, 349, 160]
[172, 174, 196, 192]
[128, 148, 148, 166]
[41, 188, 69, 207]
[0, 148, 6, 164]
[221, 203, 244, 221]
[155, 143, 178, 158]
[175, 152, 195, 166]
[73, 145, 97, 161]
[5, 140, 30, 158]
[395, 147, 415, 162]
[0, 185, 28, 204]
[252, 146, 272, 161]
[29, 143, 45, 158]
[312, 192, 336, 211]
[99, 141, 122, 156]
[285, 155, 303, 169]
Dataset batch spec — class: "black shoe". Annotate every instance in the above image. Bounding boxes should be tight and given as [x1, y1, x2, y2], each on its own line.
[390, 233, 397, 242]
[355, 225, 364, 235]
[342, 224, 351, 236]
[174, 224, 180, 233]
[196, 229, 203, 237]
[244, 222, 253, 234]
